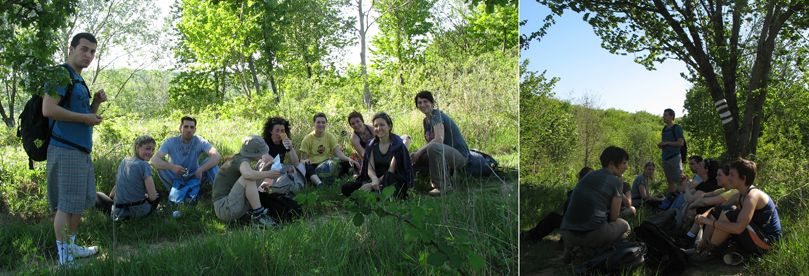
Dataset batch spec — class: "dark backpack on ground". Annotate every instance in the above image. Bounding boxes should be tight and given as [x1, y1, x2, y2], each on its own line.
[634, 221, 687, 275]
[574, 241, 647, 275]
[662, 124, 687, 163]
[17, 64, 89, 169]
[466, 149, 499, 177]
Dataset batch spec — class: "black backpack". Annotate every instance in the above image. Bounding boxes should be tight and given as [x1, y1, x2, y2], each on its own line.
[634, 221, 688, 275]
[17, 64, 89, 169]
[662, 124, 687, 163]
[574, 241, 647, 275]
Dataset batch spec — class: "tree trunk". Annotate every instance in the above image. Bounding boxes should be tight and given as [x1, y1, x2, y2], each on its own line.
[237, 60, 251, 100]
[248, 55, 262, 96]
[358, 0, 371, 110]
[220, 62, 228, 101]
[268, 54, 279, 103]
[0, 74, 12, 127]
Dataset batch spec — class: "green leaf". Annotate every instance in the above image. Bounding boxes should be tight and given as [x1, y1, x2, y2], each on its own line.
[352, 213, 365, 227]
[381, 185, 395, 199]
[427, 251, 447, 267]
[469, 254, 485, 271]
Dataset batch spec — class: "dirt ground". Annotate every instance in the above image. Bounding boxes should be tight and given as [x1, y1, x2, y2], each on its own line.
[520, 233, 747, 275]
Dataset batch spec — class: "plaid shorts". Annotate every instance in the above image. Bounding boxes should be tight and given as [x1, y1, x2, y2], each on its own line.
[47, 146, 96, 214]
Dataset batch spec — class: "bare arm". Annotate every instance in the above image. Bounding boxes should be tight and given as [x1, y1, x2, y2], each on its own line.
[144, 176, 158, 201]
[413, 123, 445, 157]
[150, 151, 184, 174]
[639, 185, 651, 200]
[42, 93, 99, 125]
[351, 133, 365, 157]
[711, 192, 758, 235]
[334, 146, 360, 168]
[198, 146, 221, 173]
[609, 196, 622, 222]
[367, 153, 379, 186]
[239, 161, 280, 181]
[690, 194, 726, 209]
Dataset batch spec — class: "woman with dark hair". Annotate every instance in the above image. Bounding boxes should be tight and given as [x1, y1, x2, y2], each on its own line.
[261, 117, 299, 167]
[258, 117, 303, 222]
[347, 111, 375, 159]
[342, 112, 413, 199]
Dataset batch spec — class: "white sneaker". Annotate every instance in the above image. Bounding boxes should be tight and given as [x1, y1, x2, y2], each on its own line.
[68, 243, 99, 258]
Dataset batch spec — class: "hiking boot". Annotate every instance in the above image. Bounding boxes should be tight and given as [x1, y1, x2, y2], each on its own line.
[68, 243, 99, 258]
[688, 244, 719, 263]
[250, 210, 278, 227]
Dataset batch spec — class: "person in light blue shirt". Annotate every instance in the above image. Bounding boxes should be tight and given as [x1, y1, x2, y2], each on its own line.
[150, 116, 221, 193]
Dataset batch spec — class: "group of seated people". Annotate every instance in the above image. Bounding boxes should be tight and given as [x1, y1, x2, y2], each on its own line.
[95, 91, 478, 227]
[524, 146, 782, 266]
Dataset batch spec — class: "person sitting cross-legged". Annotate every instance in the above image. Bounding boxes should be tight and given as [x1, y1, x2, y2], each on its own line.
[299, 112, 360, 186]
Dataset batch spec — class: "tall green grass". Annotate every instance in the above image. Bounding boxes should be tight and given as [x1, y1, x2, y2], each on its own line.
[0, 108, 517, 273]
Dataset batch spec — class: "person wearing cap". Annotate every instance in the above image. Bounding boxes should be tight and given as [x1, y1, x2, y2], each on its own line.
[410, 90, 470, 196]
[212, 135, 280, 227]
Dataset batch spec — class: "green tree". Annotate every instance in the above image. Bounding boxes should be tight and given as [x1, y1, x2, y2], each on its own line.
[372, 0, 436, 85]
[283, 0, 355, 79]
[519, 61, 576, 176]
[0, 1, 77, 127]
[536, 0, 809, 158]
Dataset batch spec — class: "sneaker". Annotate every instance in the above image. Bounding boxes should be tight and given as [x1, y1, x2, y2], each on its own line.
[250, 210, 278, 227]
[428, 188, 442, 197]
[723, 251, 744, 266]
[68, 243, 99, 258]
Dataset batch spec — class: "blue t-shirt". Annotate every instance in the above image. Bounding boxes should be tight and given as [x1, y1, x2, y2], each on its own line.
[423, 109, 470, 158]
[157, 136, 213, 172]
[113, 158, 152, 205]
[49, 64, 93, 152]
[661, 124, 683, 160]
[561, 168, 623, 232]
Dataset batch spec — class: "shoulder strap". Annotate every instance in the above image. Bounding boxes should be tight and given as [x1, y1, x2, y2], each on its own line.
[48, 64, 91, 154]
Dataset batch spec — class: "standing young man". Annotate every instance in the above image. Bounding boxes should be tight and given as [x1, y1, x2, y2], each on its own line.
[659, 108, 685, 195]
[151, 116, 221, 191]
[42, 33, 106, 265]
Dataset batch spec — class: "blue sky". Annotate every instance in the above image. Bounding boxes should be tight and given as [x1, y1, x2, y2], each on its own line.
[520, 1, 692, 115]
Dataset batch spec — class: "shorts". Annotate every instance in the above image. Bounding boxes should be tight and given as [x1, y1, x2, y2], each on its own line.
[213, 179, 250, 222]
[725, 207, 775, 255]
[662, 155, 682, 184]
[47, 146, 96, 214]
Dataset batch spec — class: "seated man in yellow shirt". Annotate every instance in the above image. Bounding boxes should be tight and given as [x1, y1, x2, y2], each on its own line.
[300, 112, 360, 186]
